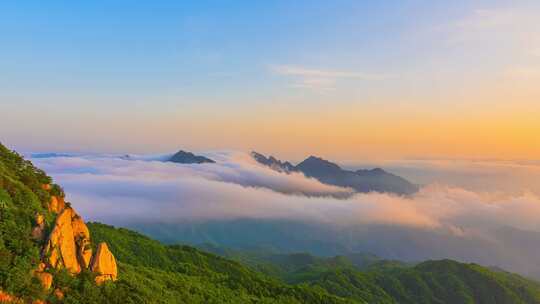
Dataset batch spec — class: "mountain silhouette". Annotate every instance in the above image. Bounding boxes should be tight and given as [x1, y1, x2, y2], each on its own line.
[168, 150, 215, 164]
[252, 152, 418, 195]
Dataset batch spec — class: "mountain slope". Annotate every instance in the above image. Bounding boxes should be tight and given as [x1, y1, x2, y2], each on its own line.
[0, 143, 51, 300]
[197, 245, 540, 304]
[87, 222, 352, 304]
[89, 223, 540, 304]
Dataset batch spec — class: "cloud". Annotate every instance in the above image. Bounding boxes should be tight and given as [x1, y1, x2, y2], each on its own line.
[444, 5, 540, 57]
[34, 152, 352, 199]
[270, 65, 393, 90]
[31, 153, 540, 278]
[32, 153, 540, 231]
[345, 158, 540, 196]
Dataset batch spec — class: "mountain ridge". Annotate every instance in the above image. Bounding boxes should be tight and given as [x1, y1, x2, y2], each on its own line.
[252, 151, 418, 195]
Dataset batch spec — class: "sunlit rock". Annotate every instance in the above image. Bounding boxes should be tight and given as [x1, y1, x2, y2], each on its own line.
[91, 242, 118, 284]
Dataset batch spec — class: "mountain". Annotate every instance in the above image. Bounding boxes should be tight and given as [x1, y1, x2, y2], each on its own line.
[252, 152, 418, 195]
[131, 216, 540, 281]
[167, 150, 215, 164]
[87, 222, 349, 303]
[0, 143, 346, 303]
[0, 143, 118, 302]
[178, 243, 540, 304]
[301, 259, 540, 304]
[3, 142, 540, 303]
[251, 151, 297, 173]
[88, 223, 540, 304]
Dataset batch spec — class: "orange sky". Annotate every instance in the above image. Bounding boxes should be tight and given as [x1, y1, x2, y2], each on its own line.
[1, 2, 539, 161]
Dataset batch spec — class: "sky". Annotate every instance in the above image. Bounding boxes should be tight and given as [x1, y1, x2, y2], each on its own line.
[1, 0, 540, 161]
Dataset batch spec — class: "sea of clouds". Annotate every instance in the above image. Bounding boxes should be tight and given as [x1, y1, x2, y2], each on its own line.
[31, 151, 540, 231]
[29, 151, 540, 278]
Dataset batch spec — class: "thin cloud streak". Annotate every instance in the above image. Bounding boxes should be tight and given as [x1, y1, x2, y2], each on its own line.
[270, 64, 394, 89]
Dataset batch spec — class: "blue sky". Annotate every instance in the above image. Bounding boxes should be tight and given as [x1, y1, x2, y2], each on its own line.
[1, 1, 539, 159]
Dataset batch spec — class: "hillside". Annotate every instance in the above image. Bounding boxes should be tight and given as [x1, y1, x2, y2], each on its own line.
[89, 223, 540, 304]
[88, 222, 351, 303]
[197, 245, 540, 304]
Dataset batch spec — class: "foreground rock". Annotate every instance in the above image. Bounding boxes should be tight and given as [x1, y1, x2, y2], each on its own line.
[43, 207, 81, 273]
[91, 243, 118, 284]
[33, 184, 118, 292]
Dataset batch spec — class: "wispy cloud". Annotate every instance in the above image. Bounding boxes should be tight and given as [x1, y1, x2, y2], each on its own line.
[270, 65, 393, 90]
[446, 6, 540, 53]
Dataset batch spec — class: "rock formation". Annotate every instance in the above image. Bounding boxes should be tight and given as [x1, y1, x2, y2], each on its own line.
[48, 195, 65, 214]
[91, 243, 118, 284]
[33, 184, 118, 292]
[43, 207, 81, 273]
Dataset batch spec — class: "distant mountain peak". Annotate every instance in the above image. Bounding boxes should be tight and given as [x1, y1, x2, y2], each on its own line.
[251, 151, 296, 173]
[251, 151, 418, 195]
[168, 150, 215, 164]
[296, 155, 342, 175]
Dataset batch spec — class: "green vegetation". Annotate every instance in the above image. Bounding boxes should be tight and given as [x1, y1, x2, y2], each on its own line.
[87, 222, 351, 303]
[198, 244, 540, 304]
[0, 143, 52, 300]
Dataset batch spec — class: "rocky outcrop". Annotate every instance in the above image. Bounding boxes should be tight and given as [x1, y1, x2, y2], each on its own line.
[43, 207, 81, 273]
[48, 195, 65, 214]
[35, 184, 118, 291]
[90, 243, 118, 284]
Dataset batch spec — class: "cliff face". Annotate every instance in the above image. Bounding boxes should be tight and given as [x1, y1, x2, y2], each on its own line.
[36, 187, 118, 289]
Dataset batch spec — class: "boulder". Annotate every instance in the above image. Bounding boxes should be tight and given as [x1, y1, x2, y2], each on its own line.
[43, 208, 81, 273]
[91, 243, 118, 284]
